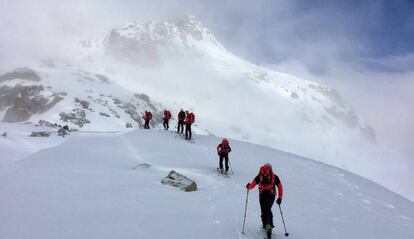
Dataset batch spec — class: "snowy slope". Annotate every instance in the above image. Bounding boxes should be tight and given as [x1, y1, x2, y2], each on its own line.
[1, 16, 412, 201]
[80, 17, 376, 163]
[0, 130, 413, 239]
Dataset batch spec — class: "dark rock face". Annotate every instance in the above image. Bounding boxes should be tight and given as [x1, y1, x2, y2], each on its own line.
[161, 170, 197, 192]
[0, 84, 62, 122]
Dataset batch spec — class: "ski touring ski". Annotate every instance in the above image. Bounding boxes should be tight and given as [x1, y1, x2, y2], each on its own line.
[216, 167, 230, 178]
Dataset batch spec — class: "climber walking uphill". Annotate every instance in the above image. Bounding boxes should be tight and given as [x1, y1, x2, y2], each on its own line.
[217, 138, 232, 174]
[163, 109, 171, 130]
[177, 109, 186, 134]
[143, 111, 152, 129]
[184, 111, 195, 140]
[246, 163, 283, 238]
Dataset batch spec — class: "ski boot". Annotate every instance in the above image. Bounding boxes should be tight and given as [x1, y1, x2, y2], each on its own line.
[265, 224, 272, 239]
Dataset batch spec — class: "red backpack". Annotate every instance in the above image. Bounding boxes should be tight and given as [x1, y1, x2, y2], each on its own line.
[146, 112, 152, 120]
[189, 112, 195, 124]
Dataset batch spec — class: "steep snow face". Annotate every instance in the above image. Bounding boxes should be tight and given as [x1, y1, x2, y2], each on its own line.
[79, 17, 376, 173]
[0, 130, 413, 239]
[101, 16, 226, 66]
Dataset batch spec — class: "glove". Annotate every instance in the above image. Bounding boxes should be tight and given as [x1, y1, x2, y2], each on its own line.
[276, 198, 282, 205]
[246, 183, 250, 189]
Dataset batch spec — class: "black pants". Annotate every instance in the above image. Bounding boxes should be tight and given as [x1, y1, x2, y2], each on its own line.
[219, 153, 229, 171]
[177, 120, 184, 134]
[144, 120, 150, 129]
[259, 191, 276, 228]
[163, 119, 169, 130]
[185, 123, 192, 139]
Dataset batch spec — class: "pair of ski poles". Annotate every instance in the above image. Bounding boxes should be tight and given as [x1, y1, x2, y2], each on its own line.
[242, 189, 289, 237]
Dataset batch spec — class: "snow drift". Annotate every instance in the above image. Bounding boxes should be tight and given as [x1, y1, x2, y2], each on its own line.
[0, 130, 413, 239]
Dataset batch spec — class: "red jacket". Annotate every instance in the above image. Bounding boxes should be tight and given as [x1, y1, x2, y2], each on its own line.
[217, 143, 232, 154]
[247, 172, 283, 199]
[163, 111, 171, 120]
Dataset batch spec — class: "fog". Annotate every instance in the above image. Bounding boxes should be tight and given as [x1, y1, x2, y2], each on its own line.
[1, 0, 413, 197]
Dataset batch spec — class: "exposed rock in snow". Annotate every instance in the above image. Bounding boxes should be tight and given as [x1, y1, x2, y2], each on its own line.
[161, 170, 197, 192]
[1, 132, 6, 137]
[59, 109, 90, 127]
[74, 97, 90, 109]
[30, 131, 51, 137]
[0, 83, 63, 122]
[57, 127, 69, 137]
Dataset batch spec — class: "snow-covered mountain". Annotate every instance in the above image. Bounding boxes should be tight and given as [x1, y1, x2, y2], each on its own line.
[1, 17, 412, 201]
[0, 130, 413, 239]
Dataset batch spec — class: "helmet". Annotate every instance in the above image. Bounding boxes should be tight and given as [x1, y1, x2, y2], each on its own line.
[222, 138, 229, 144]
[260, 163, 272, 175]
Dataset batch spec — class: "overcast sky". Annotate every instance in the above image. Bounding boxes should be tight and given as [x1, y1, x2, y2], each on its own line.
[1, 0, 413, 160]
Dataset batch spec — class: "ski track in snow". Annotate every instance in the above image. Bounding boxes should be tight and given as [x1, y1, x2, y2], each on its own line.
[0, 130, 413, 239]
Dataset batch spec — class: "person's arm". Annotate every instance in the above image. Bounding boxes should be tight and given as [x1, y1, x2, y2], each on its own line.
[217, 144, 221, 154]
[246, 175, 260, 190]
[275, 174, 283, 204]
[228, 145, 232, 153]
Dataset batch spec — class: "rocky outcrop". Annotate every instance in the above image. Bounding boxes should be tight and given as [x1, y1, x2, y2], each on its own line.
[161, 170, 197, 192]
[30, 131, 51, 137]
[74, 97, 90, 109]
[0, 84, 63, 122]
[59, 109, 90, 127]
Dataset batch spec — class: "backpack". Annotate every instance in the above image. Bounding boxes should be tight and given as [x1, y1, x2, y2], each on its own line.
[189, 112, 195, 124]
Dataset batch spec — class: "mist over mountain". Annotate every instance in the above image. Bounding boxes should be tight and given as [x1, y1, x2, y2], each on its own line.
[0, 16, 412, 201]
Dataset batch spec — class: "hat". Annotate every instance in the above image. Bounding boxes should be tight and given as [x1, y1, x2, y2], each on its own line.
[260, 163, 272, 175]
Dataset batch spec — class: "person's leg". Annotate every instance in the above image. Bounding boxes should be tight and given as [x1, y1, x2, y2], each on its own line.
[188, 124, 192, 139]
[269, 193, 276, 227]
[166, 120, 169, 130]
[259, 193, 267, 228]
[260, 192, 274, 228]
[219, 154, 224, 172]
[224, 154, 229, 172]
[185, 124, 189, 139]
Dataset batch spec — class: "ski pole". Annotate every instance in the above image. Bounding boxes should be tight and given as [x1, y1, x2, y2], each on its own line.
[228, 160, 234, 174]
[278, 204, 289, 237]
[242, 189, 249, 234]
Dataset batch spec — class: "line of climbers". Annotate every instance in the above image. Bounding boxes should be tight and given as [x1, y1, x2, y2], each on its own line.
[142, 109, 195, 140]
[142, 110, 284, 235]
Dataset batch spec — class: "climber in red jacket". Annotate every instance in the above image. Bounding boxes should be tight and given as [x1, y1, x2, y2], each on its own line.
[163, 110, 171, 130]
[143, 111, 152, 129]
[184, 111, 195, 140]
[246, 163, 283, 233]
[217, 138, 232, 174]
